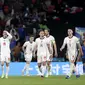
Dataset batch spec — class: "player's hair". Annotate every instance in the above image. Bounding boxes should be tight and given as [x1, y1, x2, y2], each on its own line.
[38, 29, 44, 34]
[44, 28, 50, 33]
[68, 29, 73, 33]
[29, 35, 34, 38]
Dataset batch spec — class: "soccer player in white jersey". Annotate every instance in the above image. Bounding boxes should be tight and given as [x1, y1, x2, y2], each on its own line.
[0, 30, 12, 78]
[60, 29, 81, 79]
[44, 28, 58, 77]
[22, 35, 35, 76]
[35, 29, 51, 77]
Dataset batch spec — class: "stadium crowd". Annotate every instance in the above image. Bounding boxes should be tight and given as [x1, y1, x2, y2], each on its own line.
[0, 0, 85, 62]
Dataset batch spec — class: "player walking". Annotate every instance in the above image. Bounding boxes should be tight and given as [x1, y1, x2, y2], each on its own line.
[44, 28, 58, 77]
[22, 35, 35, 76]
[35, 29, 51, 77]
[60, 29, 81, 79]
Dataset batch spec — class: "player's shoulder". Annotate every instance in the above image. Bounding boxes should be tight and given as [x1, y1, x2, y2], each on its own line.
[50, 35, 54, 38]
[64, 37, 68, 40]
[35, 38, 39, 41]
[73, 36, 78, 39]
[33, 41, 36, 44]
[24, 41, 30, 44]
[0, 37, 3, 40]
[73, 36, 79, 40]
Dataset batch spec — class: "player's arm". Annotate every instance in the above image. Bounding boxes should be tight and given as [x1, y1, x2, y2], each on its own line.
[76, 38, 82, 61]
[47, 40, 52, 55]
[52, 37, 58, 57]
[4, 30, 12, 40]
[33, 40, 38, 58]
[22, 42, 27, 53]
[60, 38, 67, 51]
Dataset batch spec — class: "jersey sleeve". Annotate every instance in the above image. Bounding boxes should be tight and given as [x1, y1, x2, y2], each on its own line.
[51, 36, 55, 44]
[23, 42, 27, 47]
[35, 39, 38, 46]
[61, 37, 67, 49]
[5, 31, 12, 40]
[63, 37, 67, 45]
[75, 37, 80, 44]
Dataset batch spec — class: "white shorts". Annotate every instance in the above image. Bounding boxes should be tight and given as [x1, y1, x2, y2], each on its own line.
[47, 49, 53, 61]
[0, 53, 10, 63]
[67, 52, 77, 61]
[24, 54, 32, 62]
[37, 53, 47, 63]
[46, 53, 52, 61]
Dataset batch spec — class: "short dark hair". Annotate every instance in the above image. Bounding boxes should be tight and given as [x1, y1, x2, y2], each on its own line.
[44, 28, 50, 33]
[38, 29, 44, 34]
[29, 35, 34, 38]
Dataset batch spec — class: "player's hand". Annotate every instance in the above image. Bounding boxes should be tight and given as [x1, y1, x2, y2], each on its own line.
[77, 57, 80, 62]
[60, 48, 62, 51]
[50, 54, 53, 60]
[55, 52, 58, 57]
[33, 54, 35, 58]
[32, 52, 36, 58]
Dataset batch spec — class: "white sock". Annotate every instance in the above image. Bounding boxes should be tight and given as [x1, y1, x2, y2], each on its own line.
[6, 66, 9, 76]
[22, 63, 28, 72]
[73, 64, 78, 75]
[26, 64, 29, 75]
[42, 65, 46, 76]
[68, 63, 74, 77]
[1, 65, 4, 75]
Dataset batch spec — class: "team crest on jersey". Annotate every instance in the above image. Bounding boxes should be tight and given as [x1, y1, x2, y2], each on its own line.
[3, 42, 6, 45]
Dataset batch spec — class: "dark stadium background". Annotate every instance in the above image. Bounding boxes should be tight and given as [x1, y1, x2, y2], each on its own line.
[0, 0, 85, 62]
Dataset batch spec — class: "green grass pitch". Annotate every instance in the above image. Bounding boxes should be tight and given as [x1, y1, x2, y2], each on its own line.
[0, 76, 85, 85]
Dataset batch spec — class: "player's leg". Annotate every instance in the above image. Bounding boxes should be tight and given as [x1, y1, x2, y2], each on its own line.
[66, 55, 74, 79]
[46, 53, 52, 77]
[22, 55, 31, 76]
[37, 56, 42, 75]
[38, 63, 42, 76]
[5, 63, 9, 78]
[5, 55, 10, 78]
[41, 56, 47, 77]
[1, 61, 5, 78]
[72, 55, 80, 78]
[0, 55, 5, 78]
[47, 60, 52, 75]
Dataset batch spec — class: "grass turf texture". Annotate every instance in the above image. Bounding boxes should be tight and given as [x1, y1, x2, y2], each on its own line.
[0, 76, 85, 85]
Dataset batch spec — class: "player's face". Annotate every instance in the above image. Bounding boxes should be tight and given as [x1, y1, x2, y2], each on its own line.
[3, 32, 8, 39]
[68, 29, 73, 36]
[44, 30, 49, 36]
[39, 31, 44, 37]
[29, 37, 34, 42]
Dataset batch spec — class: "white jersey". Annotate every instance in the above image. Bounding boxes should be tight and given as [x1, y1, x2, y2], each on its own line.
[23, 41, 35, 56]
[63, 36, 80, 56]
[0, 36, 12, 55]
[45, 35, 55, 52]
[35, 37, 49, 57]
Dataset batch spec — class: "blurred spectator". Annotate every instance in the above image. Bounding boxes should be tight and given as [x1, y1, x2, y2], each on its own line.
[0, 0, 4, 19]
[11, 42, 24, 62]
[10, 14, 19, 27]
[17, 24, 26, 43]
[0, 17, 6, 28]
[13, 0, 24, 13]
[10, 25, 19, 41]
